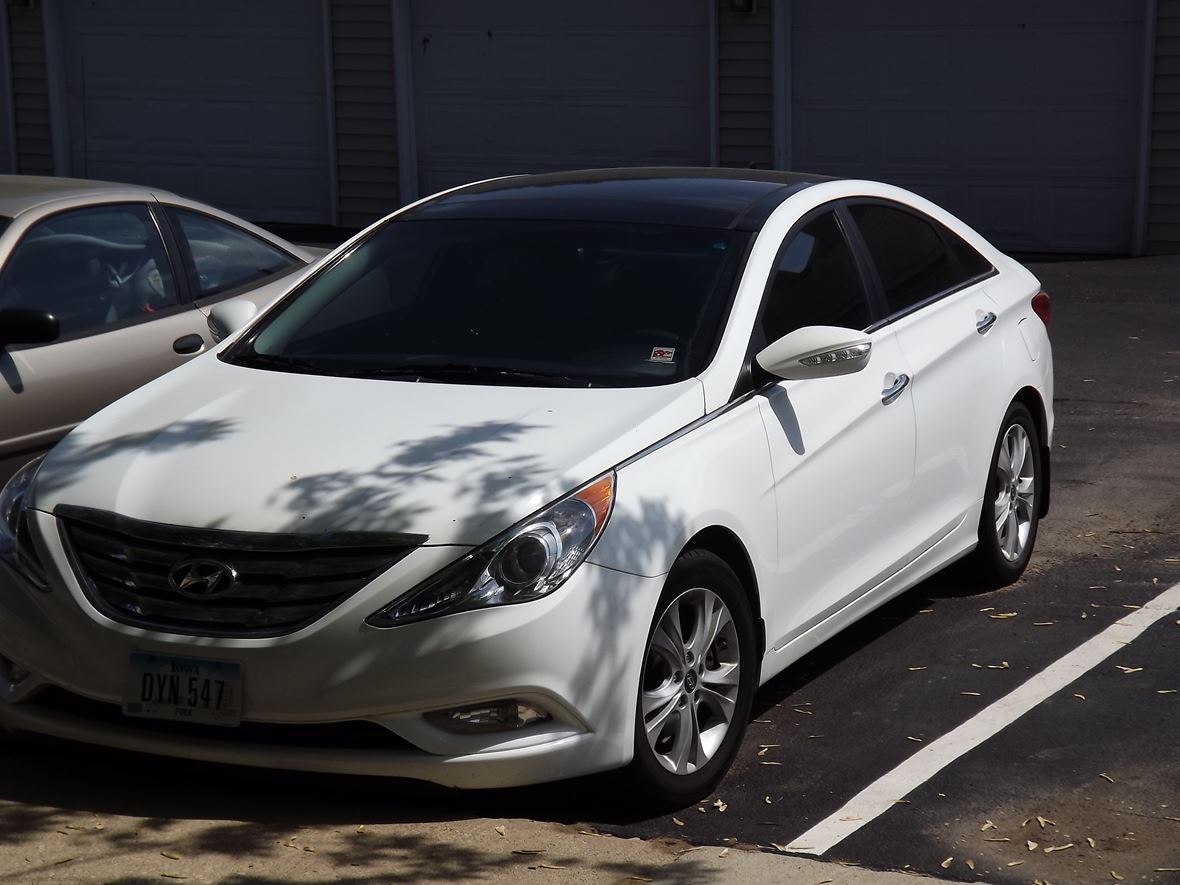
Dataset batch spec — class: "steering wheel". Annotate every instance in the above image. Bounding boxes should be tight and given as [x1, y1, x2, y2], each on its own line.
[131, 259, 171, 313]
[102, 262, 134, 289]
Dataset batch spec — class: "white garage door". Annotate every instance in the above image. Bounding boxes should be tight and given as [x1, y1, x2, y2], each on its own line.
[793, 1, 1144, 253]
[411, 0, 711, 196]
[60, 0, 332, 224]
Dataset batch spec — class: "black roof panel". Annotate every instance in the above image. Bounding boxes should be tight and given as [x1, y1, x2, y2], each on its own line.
[401, 167, 834, 231]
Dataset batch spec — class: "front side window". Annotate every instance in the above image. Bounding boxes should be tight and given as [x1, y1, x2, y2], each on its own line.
[849, 203, 989, 316]
[0, 203, 178, 339]
[760, 210, 871, 345]
[167, 208, 297, 299]
[227, 219, 749, 387]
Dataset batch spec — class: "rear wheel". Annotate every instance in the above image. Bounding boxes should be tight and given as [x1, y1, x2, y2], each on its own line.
[964, 402, 1042, 587]
[626, 549, 756, 807]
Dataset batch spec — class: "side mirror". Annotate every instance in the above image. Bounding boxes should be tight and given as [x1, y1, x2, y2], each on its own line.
[756, 325, 872, 380]
[208, 300, 258, 340]
[0, 308, 60, 347]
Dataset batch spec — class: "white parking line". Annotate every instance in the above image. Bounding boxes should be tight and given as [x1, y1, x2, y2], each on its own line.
[787, 580, 1180, 855]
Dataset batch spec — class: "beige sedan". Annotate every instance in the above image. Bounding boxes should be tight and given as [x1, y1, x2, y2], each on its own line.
[0, 176, 321, 482]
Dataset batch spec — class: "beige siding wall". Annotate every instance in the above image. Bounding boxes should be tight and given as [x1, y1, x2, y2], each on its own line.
[1150, 0, 1180, 252]
[7, 0, 51, 175]
[330, 0, 400, 228]
[718, 0, 773, 169]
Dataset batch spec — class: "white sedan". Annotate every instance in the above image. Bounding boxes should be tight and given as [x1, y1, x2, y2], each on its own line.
[0, 169, 1052, 805]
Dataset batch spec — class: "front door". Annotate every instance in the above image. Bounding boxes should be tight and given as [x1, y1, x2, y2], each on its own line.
[0, 203, 211, 479]
[752, 208, 918, 649]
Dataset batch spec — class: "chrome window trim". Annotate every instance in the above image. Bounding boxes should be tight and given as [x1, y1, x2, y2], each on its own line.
[863, 267, 998, 334]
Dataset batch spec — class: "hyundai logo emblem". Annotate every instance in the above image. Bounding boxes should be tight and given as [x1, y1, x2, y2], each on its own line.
[168, 559, 238, 599]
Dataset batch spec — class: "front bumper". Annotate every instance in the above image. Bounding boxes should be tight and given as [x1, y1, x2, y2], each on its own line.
[0, 509, 665, 788]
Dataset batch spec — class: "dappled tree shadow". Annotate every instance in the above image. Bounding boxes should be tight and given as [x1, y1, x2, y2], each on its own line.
[31, 419, 238, 499]
[271, 420, 545, 537]
[0, 800, 70, 847]
[0, 779, 725, 883]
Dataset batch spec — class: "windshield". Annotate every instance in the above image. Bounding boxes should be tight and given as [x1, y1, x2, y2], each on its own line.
[226, 219, 749, 387]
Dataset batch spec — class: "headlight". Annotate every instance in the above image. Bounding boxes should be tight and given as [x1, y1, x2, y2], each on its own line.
[0, 455, 48, 590]
[366, 472, 614, 627]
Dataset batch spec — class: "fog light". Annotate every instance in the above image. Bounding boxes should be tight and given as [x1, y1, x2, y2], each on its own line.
[425, 699, 552, 734]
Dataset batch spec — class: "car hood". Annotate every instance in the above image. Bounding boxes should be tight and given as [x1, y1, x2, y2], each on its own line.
[32, 356, 704, 545]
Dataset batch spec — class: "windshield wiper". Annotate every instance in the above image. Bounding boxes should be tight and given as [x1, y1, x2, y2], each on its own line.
[361, 362, 593, 388]
[233, 351, 348, 377]
[233, 353, 594, 386]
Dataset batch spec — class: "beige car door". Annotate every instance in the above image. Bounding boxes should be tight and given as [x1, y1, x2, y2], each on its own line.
[0, 202, 211, 480]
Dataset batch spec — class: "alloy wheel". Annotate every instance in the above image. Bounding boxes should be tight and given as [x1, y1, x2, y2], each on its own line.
[993, 423, 1036, 562]
[640, 587, 742, 775]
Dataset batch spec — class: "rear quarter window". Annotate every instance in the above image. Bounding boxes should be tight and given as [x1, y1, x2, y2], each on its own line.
[849, 203, 993, 317]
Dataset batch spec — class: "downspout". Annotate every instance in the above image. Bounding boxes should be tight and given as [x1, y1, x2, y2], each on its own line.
[709, 0, 719, 166]
[41, 0, 69, 176]
[392, 0, 419, 205]
[0, 1, 16, 173]
[1133, 0, 1158, 256]
[321, 0, 340, 226]
[772, 0, 791, 170]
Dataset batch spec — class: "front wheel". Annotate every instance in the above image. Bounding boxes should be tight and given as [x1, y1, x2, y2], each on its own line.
[625, 549, 757, 808]
[964, 402, 1042, 587]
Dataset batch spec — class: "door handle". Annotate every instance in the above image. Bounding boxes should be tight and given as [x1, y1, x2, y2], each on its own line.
[173, 334, 205, 355]
[881, 373, 910, 405]
[976, 311, 997, 334]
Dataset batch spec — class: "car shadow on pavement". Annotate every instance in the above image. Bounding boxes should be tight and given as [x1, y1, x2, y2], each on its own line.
[0, 728, 634, 825]
[747, 566, 975, 720]
[0, 570, 971, 832]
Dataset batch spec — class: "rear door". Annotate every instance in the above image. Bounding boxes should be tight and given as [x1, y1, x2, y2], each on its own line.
[0, 202, 212, 475]
[754, 207, 918, 650]
[844, 200, 1003, 549]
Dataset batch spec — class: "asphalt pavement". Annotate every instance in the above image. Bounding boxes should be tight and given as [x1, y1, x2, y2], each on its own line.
[0, 255, 1177, 883]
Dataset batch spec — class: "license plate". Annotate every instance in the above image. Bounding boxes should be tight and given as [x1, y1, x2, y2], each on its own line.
[123, 653, 241, 727]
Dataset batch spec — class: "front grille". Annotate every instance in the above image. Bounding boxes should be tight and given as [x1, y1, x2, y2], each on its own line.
[57, 505, 426, 638]
[32, 686, 416, 750]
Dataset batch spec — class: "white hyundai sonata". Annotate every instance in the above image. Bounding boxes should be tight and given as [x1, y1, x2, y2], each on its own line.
[0, 169, 1052, 805]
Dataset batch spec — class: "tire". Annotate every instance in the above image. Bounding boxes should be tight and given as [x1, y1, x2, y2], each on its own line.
[963, 402, 1042, 588]
[625, 549, 757, 808]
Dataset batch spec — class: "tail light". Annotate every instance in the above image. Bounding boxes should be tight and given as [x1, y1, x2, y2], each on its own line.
[1031, 290, 1050, 328]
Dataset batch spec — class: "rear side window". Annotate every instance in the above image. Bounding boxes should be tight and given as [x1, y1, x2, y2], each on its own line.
[849, 203, 989, 316]
[166, 208, 298, 299]
[946, 229, 994, 278]
[760, 210, 871, 344]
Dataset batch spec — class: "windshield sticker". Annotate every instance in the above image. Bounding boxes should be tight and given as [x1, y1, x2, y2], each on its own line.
[649, 347, 676, 363]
